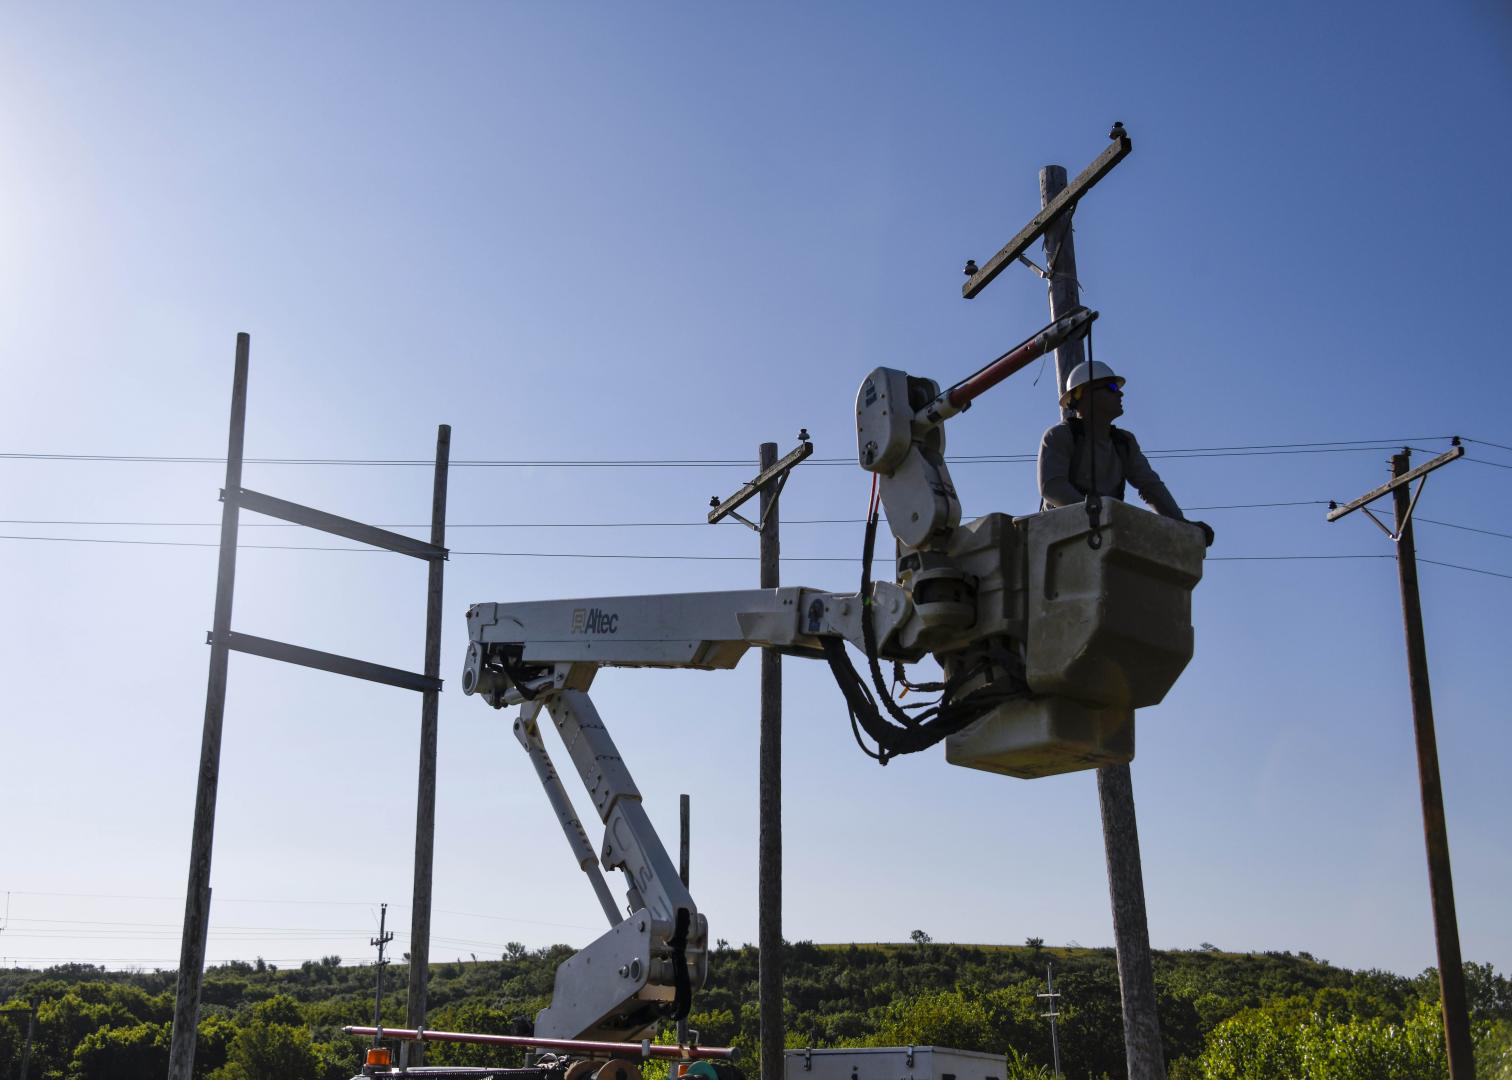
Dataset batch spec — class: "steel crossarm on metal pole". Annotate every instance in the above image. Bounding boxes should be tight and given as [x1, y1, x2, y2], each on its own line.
[963, 127, 1133, 299]
[220, 631, 442, 693]
[234, 486, 448, 560]
[708, 437, 812, 528]
[1325, 444, 1463, 522]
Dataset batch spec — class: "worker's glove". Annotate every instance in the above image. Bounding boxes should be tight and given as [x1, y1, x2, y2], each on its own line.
[1190, 520, 1215, 547]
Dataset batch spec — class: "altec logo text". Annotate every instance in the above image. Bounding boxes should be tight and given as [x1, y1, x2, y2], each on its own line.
[570, 607, 620, 635]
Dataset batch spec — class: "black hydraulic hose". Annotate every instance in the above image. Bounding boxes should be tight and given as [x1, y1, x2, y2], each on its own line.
[497, 649, 543, 700]
[859, 506, 936, 728]
[669, 908, 692, 1021]
[821, 638, 996, 763]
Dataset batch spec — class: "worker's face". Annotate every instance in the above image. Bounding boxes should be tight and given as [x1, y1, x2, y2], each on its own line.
[1075, 380, 1124, 421]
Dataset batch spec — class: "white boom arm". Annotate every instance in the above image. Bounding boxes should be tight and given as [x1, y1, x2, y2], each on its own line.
[460, 586, 912, 1043]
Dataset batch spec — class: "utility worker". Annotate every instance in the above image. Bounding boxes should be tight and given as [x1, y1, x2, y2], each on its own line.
[1038, 360, 1214, 546]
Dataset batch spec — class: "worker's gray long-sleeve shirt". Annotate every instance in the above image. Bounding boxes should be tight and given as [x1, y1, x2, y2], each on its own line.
[1037, 421, 1184, 519]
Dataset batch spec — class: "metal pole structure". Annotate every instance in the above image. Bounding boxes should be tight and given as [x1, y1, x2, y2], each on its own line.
[167, 332, 250, 1080]
[1390, 450, 1475, 1078]
[404, 424, 451, 1068]
[1038, 168, 1166, 1080]
[757, 441, 784, 1080]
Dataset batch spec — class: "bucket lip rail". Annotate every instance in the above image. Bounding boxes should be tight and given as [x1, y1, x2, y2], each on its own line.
[342, 1026, 737, 1061]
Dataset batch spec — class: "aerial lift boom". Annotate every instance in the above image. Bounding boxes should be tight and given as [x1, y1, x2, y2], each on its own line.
[459, 307, 1205, 1048]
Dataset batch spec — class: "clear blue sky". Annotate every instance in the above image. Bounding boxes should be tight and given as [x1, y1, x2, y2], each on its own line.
[2, 3, 1509, 982]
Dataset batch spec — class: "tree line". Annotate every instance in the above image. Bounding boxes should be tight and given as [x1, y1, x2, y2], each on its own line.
[1, 941, 1509, 1079]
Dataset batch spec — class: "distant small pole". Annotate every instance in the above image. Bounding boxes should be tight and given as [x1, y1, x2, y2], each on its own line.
[680, 793, 691, 888]
[1037, 963, 1062, 1078]
[1390, 450, 1475, 1078]
[372, 903, 394, 1047]
[677, 793, 691, 1046]
[757, 441, 784, 1080]
[168, 332, 251, 1080]
[19, 1006, 36, 1080]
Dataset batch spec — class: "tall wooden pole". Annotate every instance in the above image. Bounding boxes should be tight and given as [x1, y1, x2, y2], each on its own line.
[757, 441, 784, 1080]
[1039, 169, 1166, 1080]
[404, 424, 451, 1068]
[1391, 451, 1475, 1077]
[1039, 166, 1085, 410]
[168, 332, 250, 1080]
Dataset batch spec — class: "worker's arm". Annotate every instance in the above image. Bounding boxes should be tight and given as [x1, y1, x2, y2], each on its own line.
[1037, 424, 1085, 508]
[1120, 432, 1185, 520]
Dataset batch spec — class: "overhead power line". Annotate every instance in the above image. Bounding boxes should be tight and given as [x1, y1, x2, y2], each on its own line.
[0, 436, 1467, 468]
[0, 501, 1331, 530]
[0, 531, 1506, 579]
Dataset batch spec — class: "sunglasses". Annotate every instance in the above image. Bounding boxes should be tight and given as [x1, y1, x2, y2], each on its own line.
[1097, 381, 1124, 394]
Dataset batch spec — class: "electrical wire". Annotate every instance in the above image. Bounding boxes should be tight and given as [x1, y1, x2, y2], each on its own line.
[0, 435, 1468, 468]
[1414, 517, 1512, 541]
[1418, 558, 1512, 581]
[0, 533, 1507, 578]
[0, 501, 1334, 529]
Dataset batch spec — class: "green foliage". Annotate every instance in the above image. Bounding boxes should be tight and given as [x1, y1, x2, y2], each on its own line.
[1, 946, 1507, 1080]
[872, 988, 998, 1050]
[1477, 1018, 1512, 1080]
[1197, 998, 1449, 1080]
[69, 1020, 170, 1080]
[196, 1012, 241, 1079]
[1003, 1047, 1054, 1080]
[210, 1017, 322, 1080]
[425, 1001, 533, 1068]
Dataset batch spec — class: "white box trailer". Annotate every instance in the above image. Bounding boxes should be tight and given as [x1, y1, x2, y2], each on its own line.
[783, 1046, 1005, 1080]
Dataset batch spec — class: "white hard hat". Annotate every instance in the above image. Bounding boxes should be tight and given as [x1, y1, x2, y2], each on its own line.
[1060, 360, 1125, 406]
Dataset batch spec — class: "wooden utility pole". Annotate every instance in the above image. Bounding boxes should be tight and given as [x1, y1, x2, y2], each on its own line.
[1039, 162, 1167, 1080]
[1040, 166, 1085, 403]
[404, 424, 451, 1068]
[708, 435, 810, 1080]
[167, 332, 249, 1080]
[757, 441, 784, 1080]
[1326, 442, 1471, 1075]
[1390, 450, 1475, 1078]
